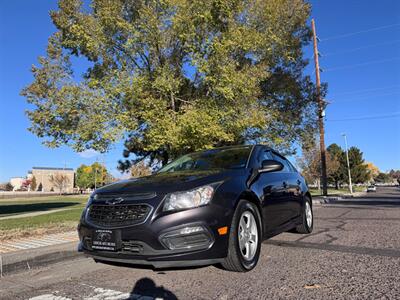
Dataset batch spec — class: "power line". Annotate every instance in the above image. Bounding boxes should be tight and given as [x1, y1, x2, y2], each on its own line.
[321, 23, 400, 41]
[323, 57, 400, 72]
[327, 112, 400, 122]
[329, 85, 400, 96]
[323, 39, 400, 56]
[332, 91, 400, 103]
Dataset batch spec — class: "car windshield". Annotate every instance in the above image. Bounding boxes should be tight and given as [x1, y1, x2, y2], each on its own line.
[158, 146, 252, 173]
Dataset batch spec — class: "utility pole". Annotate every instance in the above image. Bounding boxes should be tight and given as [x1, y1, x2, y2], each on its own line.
[342, 133, 353, 194]
[311, 19, 328, 196]
[94, 158, 98, 190]
[101, 156, 106, 187]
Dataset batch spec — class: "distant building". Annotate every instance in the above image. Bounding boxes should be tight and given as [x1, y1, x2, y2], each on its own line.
[30, 167, 75, 193]
[9, 177, 24, 191]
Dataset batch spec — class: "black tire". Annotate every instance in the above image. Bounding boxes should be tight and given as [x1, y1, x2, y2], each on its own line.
[221, 200, 262, 272]
[294, 197, 313, 234]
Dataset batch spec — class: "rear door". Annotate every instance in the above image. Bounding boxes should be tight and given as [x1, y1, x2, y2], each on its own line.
[286, 160, 304, 217]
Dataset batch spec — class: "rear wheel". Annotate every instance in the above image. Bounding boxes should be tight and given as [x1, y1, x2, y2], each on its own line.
[221, 200, 262, 272]
[294, 197, 313, 234]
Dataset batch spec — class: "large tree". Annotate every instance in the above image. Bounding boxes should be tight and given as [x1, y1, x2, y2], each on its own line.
[297, 144, 339, 188]
[76, 164, 94, 190]
[326, 143, 346, 189]
[347, 147, 369, 184]
[22, 0, 318, 170]
[365, 162, 379, 182]
[76, 162, 112, 189]
[327, 144, 370, 187]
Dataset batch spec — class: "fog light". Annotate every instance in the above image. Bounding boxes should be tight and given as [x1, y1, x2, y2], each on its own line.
[160, 225, 213, 250]
[179, 226, 204, 235]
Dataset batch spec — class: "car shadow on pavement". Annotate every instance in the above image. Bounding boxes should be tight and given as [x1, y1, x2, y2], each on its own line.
[129, 277, 178, 300]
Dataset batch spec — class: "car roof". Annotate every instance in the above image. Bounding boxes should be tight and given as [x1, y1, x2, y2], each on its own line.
[205, 144, 273, 150]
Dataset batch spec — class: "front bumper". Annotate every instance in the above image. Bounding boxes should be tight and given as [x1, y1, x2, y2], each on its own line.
[78, 203, 231, 268]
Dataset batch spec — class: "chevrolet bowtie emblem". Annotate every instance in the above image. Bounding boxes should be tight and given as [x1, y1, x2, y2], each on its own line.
[105, 197, 124, 205]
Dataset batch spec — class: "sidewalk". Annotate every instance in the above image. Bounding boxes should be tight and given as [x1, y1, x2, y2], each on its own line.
[0, 241, 82, 276]
[0, 232, 81, 276]
[0, 231, 78, 254]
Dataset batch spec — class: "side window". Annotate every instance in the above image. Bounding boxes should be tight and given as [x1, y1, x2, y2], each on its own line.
[258, 149, 273, 167]
[272, 153, 291, 172]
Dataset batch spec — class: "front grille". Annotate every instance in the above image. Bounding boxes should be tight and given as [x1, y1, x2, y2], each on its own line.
[87, 204, 151, 227]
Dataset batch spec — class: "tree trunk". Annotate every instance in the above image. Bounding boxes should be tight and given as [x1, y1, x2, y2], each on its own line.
[162, 151, 169, 166]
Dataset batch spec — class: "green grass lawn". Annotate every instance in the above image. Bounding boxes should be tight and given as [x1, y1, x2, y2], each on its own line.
[0, 195, 88, 240]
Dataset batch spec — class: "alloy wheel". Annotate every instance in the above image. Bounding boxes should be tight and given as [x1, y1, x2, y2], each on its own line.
[238, 211, 258, 261]
[305, 201, 313, 228]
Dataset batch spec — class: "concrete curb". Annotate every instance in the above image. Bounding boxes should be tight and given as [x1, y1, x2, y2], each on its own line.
[312, 196, 341, 205]
[0, 242, 83, 276]
[312, 192, 367, 205]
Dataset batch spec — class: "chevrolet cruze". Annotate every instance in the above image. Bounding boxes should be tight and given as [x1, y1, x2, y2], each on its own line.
[78, 145, 313, 272]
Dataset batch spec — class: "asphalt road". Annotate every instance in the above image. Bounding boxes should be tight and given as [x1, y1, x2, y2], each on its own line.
[1, 186, 400, 300]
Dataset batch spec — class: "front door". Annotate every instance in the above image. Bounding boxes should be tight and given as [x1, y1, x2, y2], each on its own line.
[251, 148, 291, 235]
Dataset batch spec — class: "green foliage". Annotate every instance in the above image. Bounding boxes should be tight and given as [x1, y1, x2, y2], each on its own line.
[327, 144, 369, 187]
[327, 143, 347, 188]
[76, 162, 112, 189]
[347, 147, 369, 184]
[22, 0, 318, 169]
[76, 164, 93, 189]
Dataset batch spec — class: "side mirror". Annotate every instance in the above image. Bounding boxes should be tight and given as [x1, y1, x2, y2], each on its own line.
[259, 160, 284, 173]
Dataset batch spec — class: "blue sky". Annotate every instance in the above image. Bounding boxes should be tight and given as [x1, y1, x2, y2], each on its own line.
[0, 0, 399, 182]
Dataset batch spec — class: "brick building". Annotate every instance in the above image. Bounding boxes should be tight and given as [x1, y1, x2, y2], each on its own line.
[29, 167, 75, 193]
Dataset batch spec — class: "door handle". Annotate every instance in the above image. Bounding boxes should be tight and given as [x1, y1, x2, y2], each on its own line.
[296, 180, 301, 191]
[283, 181, 288, 188]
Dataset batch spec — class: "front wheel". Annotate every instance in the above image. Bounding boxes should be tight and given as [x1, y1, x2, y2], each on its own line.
[221, 200, 262, 272]
[294, 197, 313, 234]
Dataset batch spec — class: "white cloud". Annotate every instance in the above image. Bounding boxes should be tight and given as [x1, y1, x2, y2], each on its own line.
[78, 149, 99, 158]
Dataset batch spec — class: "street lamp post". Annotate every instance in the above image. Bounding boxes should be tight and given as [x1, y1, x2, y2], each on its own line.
[342, 133, 353, 194]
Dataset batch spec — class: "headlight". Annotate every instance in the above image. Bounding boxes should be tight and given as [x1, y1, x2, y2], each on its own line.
[163, 183, 220, 212]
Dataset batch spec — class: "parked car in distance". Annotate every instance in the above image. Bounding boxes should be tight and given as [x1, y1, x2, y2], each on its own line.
[367, 185, 377, 192]
[78, 145, 313, 272]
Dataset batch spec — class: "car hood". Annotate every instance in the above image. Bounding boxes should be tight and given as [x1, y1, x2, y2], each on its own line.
[94, 169, 245, 196]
